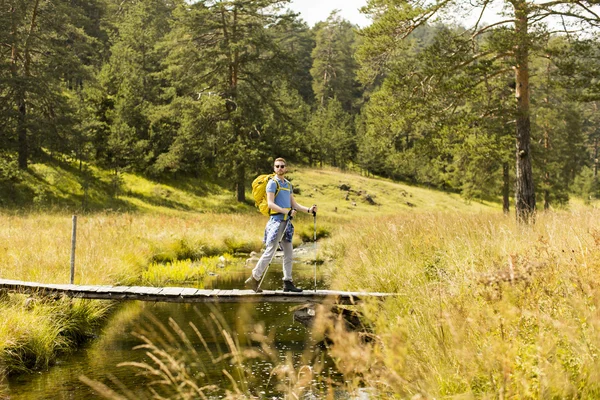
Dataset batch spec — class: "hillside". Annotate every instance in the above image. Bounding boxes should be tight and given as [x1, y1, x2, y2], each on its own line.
[0, 158, 501, 216]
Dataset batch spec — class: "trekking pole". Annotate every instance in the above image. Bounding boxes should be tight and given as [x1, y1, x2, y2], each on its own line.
[257, 214, 293, 291]
[313, 208, 317, 292]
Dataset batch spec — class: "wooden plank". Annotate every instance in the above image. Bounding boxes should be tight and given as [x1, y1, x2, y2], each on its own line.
[45, 284, 69, 290]
[122, 286, 146, 294]
[0, 279, 396, 304]
[18, 281, 41, 289]
[107, 286, 132, 294]
[194, 289, 213, 296]
[179, 288, 199, 296]
[95, 286, 116, 293]
[0, 279, 22, 285]
[78, 285, 104, 293]
[126, 286, 162, 295]
[159, 287, 185, 296]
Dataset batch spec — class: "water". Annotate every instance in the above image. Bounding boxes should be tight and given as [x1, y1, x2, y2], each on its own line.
[5, 247, 337, 399]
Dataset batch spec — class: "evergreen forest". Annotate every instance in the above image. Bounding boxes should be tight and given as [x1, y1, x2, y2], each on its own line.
[2, 0, 600, 220]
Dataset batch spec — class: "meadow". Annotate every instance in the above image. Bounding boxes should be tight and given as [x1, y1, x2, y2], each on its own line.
[2, 161, 436, 379]
[322, 210, 600, 398]
[7, 161, 599, 398]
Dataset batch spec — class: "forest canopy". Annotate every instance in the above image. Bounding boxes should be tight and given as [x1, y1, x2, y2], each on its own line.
[1, 0, 600, 218]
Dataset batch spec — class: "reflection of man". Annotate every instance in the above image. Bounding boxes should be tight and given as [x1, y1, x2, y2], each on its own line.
[245, 158, 317, 293]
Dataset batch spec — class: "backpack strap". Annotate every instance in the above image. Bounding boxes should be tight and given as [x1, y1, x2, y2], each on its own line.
[268, 178, 281, 215]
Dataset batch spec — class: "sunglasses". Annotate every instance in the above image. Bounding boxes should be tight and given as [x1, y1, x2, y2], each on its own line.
[274, 165, 286, 169]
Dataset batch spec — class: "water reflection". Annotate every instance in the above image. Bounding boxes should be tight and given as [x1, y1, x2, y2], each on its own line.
[7, 252, 337, 399]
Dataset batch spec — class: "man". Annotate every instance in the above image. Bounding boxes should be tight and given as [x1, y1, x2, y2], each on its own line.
[245, 158, 317, 293]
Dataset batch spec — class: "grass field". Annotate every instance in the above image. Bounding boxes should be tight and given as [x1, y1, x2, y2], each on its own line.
[322, 210, 600, 397]
[7, 160, 600, 398]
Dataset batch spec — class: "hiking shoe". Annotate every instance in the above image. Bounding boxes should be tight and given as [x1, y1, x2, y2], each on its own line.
[283, 280, 303, 293]
[245, 276, 263, 293]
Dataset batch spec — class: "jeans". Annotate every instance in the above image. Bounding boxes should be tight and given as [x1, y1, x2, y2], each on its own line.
[251, 220, 293, 282]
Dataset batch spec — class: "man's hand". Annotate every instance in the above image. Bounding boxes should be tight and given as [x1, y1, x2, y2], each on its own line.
[288, 208, 297, 218]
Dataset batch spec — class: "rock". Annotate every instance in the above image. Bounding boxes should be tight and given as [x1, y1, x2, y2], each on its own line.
[292, 304, 372, 343]
[24, 297, 37, 310]
[245, 255, 260, 267]
[339, 183, 351, 191]
[363, 193, 376, 205]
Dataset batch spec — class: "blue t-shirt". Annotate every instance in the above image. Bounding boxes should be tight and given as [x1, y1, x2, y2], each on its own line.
[267, 178, 292, 221]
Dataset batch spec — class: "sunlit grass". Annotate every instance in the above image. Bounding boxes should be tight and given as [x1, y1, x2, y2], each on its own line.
[0, 161, 528, 388]
[0, 294, 110, 376]
[324, 210, 600, 397]
[10, 157, 501, 217]
[141, 255, 243, 286]
[0, 212, 265, 285]
[289, 166, 500, 219]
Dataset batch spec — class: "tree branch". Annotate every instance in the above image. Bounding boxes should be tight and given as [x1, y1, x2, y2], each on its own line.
[470, 19, 516, 40]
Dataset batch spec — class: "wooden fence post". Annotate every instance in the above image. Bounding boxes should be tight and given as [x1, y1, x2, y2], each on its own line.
[70, 215, 77, 284]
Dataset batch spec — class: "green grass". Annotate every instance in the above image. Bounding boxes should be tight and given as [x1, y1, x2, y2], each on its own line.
[322, 210, 600, 397]
[0, 155, 501, 216]
[0, 293, 111, 376]
[289, 166, 499, 219]
[141, 255, 241, 286]
[3, 157, 583, 392]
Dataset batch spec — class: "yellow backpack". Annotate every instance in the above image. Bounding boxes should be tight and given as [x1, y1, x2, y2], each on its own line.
[251, 173, 281, 216]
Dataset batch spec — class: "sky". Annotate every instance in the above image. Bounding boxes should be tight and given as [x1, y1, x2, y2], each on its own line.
[287, 0, 370, 27]
[286, 0, 505, 29]
[286, 1, 600, 31]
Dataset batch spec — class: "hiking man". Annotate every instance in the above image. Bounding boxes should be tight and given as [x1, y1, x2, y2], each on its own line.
[245, 158, 317, 293]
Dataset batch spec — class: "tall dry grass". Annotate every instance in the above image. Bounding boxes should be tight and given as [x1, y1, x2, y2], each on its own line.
[0, 210, 322, 379]
[0, 212, 271, 285]
[323, 210, 600, 397]
[80, 307, 336, 399]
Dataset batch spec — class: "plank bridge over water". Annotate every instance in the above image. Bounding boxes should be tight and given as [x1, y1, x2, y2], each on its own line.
[0, 279, 392, 304]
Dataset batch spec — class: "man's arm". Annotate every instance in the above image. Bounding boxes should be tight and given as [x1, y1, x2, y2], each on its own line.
[291, 193, 316, 214]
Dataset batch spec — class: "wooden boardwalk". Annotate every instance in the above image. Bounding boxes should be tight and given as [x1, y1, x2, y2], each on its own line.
[0, 279, 393, 304]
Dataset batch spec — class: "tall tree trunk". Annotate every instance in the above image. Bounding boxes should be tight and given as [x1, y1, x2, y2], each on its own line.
[13, 0, 41, 170]
[231, 5, 245, 203]
[236, 162, 245, 202]
[17, 98, 27, 169]
[594, 136, 598, 178]
[11, 5, 27, 170]
[543, 128, 550, 210]
[594, 103, 599, 180]
[543, 56, 551, 210]
[513, 0, 535, 223]
[503, 162, 510, 214]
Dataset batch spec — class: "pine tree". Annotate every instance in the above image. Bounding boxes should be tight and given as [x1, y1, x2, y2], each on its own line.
[1, 0, 99, 169]
[96, 0, 175, 173]
[358, 0, 600, 222]
[310, 11, 360, 112]
[161, 0, 301, 202]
